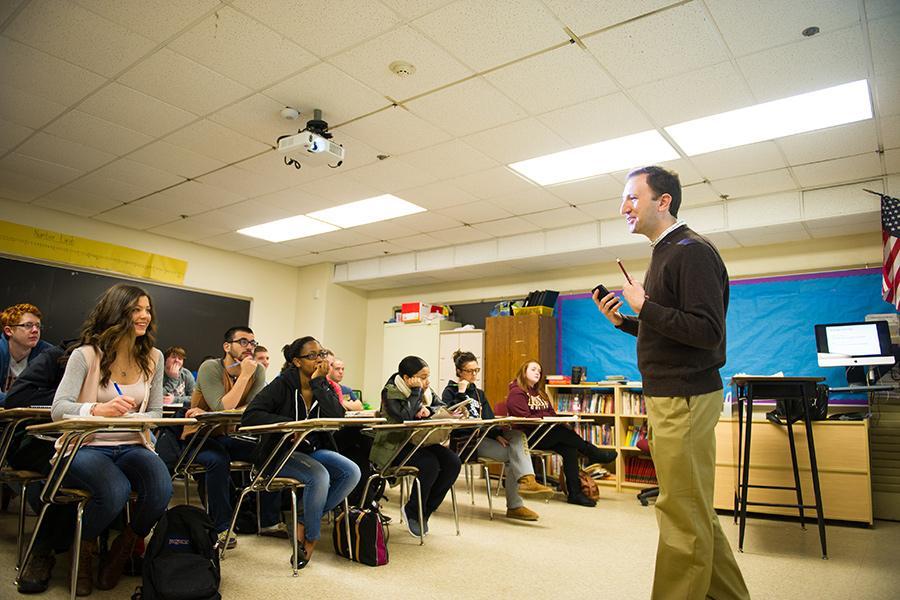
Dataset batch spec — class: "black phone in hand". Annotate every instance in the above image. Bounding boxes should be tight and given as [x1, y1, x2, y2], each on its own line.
[592, 284, 611, 298]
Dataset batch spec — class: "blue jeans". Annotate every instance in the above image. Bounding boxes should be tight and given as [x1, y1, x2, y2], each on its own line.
[63, 444, 172, 539]
[195, 436, 281, 533]
[275, 449, 360, 541]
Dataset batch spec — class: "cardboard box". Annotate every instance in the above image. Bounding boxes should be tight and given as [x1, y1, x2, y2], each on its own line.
[401, 302, 431, 323]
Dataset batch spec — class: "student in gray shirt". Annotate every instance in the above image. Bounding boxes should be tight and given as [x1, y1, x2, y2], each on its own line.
[162, 346, 195, 406]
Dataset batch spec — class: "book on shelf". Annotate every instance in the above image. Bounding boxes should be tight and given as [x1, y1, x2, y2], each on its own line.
[623, 423, 648, 447]
[546, 374, 571, 384]
[623, 455, 657, 484]
[621, 390, 646, 415]
[555, 392, 614, 414]
[574, 422, 614, 446]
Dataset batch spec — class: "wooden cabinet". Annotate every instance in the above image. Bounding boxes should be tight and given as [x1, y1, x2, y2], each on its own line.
[438, 329, 484, 391]
[484, 314, 556, 409]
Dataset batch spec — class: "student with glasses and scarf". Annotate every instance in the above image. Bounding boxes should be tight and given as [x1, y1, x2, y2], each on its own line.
[182, 326, 285, 549]
[242, 337, 360, 568]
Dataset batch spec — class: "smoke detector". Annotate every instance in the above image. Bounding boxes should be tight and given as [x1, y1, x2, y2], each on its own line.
[280, 107, 300, 120]
[389, 61, 416, 77]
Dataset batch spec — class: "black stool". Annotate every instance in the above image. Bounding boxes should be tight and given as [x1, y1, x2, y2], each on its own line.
[731, 376, 827, 559]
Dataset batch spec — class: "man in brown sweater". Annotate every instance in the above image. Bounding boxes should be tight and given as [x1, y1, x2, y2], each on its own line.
[593, 166, 749, 600]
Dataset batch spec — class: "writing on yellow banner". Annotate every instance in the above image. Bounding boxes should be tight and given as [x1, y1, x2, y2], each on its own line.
[0, 220, 187, 285]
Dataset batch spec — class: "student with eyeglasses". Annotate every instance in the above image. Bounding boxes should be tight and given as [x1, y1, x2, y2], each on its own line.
[242, 337, 360, 568]
[0, 302, 53, 406]
[442, 350, 554, 521]
[182, 326, 286, 549]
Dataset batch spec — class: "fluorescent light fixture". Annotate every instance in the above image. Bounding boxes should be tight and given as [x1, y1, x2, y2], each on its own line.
[308, 194, 425, 228]
[237, 215, 338, 243]
[665, 79, 873, 156]
[508, 130, 680, 186]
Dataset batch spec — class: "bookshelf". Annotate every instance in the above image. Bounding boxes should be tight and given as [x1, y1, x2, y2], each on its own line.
[546, 381, 657, 493]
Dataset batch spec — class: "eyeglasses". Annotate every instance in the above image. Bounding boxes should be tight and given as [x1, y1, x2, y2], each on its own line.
[228, 338, 258, 348]
[298, 350, 330, 361]
[461, 368, 481, 374]
[12, 322, 42, 331]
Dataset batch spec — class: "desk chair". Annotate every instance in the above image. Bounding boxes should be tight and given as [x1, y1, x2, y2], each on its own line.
[634, 437, 659, 506]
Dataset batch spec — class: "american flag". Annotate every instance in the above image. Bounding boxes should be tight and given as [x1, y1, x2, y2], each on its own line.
[882, 194, 900, 309]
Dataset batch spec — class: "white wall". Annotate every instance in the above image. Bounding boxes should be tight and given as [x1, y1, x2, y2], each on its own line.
[1, 198, 298, 381]
[360, 232, 883, 401]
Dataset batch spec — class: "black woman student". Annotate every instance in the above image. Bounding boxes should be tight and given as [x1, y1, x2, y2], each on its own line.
[442, 350, 554, 521]
[370, 356, 462, 537]
[241, 337, 360, 568]
[47, 284, 172, 596]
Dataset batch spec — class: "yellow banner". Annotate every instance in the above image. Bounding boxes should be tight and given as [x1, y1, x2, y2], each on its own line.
[0, 220, 187, 285]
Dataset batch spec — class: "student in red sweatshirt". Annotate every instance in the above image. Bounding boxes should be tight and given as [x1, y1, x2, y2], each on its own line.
[504, 360, 616, 507]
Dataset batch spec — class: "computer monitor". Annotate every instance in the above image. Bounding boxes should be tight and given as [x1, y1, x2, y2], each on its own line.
[815, 321, 896, 367]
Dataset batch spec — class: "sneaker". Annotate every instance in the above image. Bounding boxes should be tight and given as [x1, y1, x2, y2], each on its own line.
[17, 552, 55, 594]
[517, 474, 555, 500]
[217, 531, 237, 550]
[259, 523, 289, 539]
[506, 506, 540, 521]
[403, 506, 423, 538]
[567, 492, 597, 507]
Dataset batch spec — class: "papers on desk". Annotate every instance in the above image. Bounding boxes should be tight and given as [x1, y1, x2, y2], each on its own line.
[733, 371, 785, 378]
[344, 410, 378, 418]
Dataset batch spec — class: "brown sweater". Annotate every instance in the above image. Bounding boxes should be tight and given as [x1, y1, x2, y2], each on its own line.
[617, 225, 728, 397]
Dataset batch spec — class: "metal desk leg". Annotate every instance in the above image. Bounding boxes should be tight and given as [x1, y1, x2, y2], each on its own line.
[290, 488, 299, 576]
[784, 411, 806, 530]
[450, 485, 459, 536]
[483, 464, 493, 520]
[413, 478, 425, 546]
[801, 387, 828, 559]
[738, 389, 754, 552]
[734, 388, 743, 524]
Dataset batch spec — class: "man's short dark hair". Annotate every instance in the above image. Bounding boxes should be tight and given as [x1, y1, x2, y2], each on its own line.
[627, 166, 682, 218]
[223, 326, 253, 343]
[253, 345, 268, 355]
[164, 346, 186, 360]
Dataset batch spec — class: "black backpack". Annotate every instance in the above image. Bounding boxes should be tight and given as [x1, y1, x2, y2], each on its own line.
[133, 505, 221, 600]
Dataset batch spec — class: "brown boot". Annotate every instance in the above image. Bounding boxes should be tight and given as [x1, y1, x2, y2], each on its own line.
[506, 505, 539, 521]
[75, 540, 97, 597]
[517, 474, 554, 500]
[96, 527, 139, 590]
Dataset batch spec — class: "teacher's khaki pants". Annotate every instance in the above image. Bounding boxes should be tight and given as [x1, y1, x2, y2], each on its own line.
[645, 390, 750, 600]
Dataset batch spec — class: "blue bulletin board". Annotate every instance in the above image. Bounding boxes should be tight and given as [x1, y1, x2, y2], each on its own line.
[556, 268, 894, 400]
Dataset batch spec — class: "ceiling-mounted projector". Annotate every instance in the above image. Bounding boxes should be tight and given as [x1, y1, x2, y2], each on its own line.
[276, 108, 344, 170]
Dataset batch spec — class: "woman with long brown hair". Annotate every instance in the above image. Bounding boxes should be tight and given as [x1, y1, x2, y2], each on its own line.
[49, 284, 172, 595]
[505, 360, 616, 507]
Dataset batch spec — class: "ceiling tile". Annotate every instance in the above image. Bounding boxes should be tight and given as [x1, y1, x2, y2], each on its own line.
[328, 25, 473, 100]
[380, 0, 450, 20]
[863, 12, 899, 77]
[435, 200, 513, 224]
[189, 198, 295, 230]
[197, 165, 294, 199]
[78, 83, 198, 137]
[471, 216, 541, 237]
[350, 220, 416, 240]
[238, 154, 335, 190]
[805, 216, 879, 239]
[93, 203, 178, 229]
[128, 141, 226, 179]
[802, 181, 881, 219]
[316, 241, 405, 262]
[169, 6, 317, 89]
[490, 187, 569, 215]
[16, 132, 116, 172]
[407, 77, 527, 136]
[791, 152, 883, 187]
[132, 181, 243, 215]
[147, 218, 229, 242]
[0, 118, 33, 152]
[119, 48, 252, 115]
[0, 85, 67, 129]
[707, 0, 860, 57]
[263, 62, 389, 127]
[865, 0, 900, 20]
[196, 231, 269, 252]
[283, 228, 378, 253]
[874, 72, 900, 119]
[73, 0, 219, 43]
[450, 166, 537, 199]
[6, 0, 156, 77]
[239, 242, 307, 260]
[629, 61, 754, 125]
[727, 191, 801, 228]
[428, 225, 493, 244]
[0, 153, 83, 185]
[299, 175, 384, 204]
[537, 93, 654, 147]
[253, 186, 334, 215]
[727, 222, 810, 246]
[541, 0, 676, 35]
[712, 168, 798, 200]
[44, 111, 153, 156]
[521, 206, 594, 228]
[33, 187, 122, 217]
[337, 106, 451, 155]
[208, 94, 292, 146]
[392, 233, 448, 251]
[278, 253, 322, 267]
[394, 181, 479, 210]
[777, 120, 878, 166]
[882, 114, 900, 149]
[163, 119, 270, 163]
[584, 2, 729, 88]
[92, 158, 184, 193]
[884, 147, 900, 174]
[485, 44, 616, 115]
[736, 27, 867, 102]
[412, 0, 567, 71]
[389, 210, 459, 233]
[0, 0, 24, 23]
[325, 132, 380, 171]
[346, 157, 438, 192]
[547, 175, 623, 206]
[234, 0, 401, 56]
[578, 198, 623, 220]
[393, 139, 496, 180]
[0, 37, 106, 105]
[682, 182, 723, 207]
[0, 168, 57, 201]
[690, 141, 787, 180]
[464, 118, 568, 164]
[68, 173, 147, 203]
